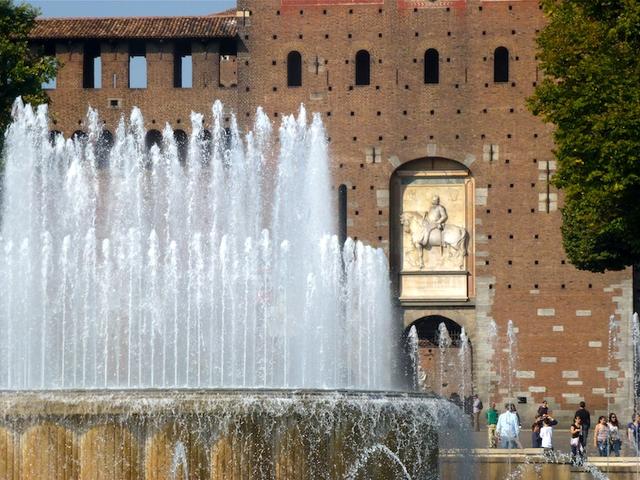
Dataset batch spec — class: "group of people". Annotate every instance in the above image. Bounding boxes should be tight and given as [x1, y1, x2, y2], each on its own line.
[480, 399, 640, 462]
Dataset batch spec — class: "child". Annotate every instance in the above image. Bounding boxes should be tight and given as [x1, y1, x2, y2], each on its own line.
[539, 417, 554, 458]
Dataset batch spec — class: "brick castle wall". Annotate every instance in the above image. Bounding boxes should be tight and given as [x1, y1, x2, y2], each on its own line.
[38, 0, 634, 423]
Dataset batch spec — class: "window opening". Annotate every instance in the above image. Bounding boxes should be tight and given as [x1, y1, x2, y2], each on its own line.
[42, 42, 57, 89]
[129, 41, 147, 89]
[494, 46, 509, 83]
[83, 41, 101, 88]
[355, 50, 370, 86]
[174, 41, 192, 88]
[287, 51, 302, 87]
[424, 49, 439, 84]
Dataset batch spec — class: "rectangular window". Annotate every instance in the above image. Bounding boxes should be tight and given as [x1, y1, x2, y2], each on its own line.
[128, 41, 147, 89]
[173, 41, 192, 88]
[41, 42, 56, 89]
[83, 41, 101, 89]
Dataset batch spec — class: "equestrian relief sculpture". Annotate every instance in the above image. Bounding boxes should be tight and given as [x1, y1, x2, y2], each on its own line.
[400, 195, 469, 270]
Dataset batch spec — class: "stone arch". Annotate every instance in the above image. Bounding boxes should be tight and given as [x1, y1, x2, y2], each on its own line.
[145, 129, 162, 151]
[48, 130, 62, 145]
[210, 433, 252, 480]
[72, 130, 88, 142]
[274, 426, 308, 480]
[145, 423, 207, 480]
[406, 315, 473, 401]
[389, 157, 474, 303]
[0, 426, 18, 479]
[80, 425, 140, 480]
[21, 423, 78, 480]
[173, 129, 188, 164]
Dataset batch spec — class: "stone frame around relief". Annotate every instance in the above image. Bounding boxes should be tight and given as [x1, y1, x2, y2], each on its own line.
[397, 0, 466, 9]
[397, 172, 474, 302]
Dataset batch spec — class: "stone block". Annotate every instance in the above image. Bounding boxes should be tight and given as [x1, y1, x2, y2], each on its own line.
[516, 371, 535, 379]
[528, 386, 546, 393]
[537, 308, 555, 317]
[576, 310, 592, 317]
[475, 188, 488, 206]
[562, 371, 579, 379]
[588, 341, 602, 348]
[552, 326, 564, 332]
[540, 357, 556, 363]
[376, 189, 389, 208]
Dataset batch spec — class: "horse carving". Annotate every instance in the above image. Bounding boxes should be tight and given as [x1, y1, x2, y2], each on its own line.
[400, 211, 469, 270]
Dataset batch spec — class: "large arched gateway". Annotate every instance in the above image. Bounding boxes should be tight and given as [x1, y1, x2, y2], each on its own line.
[391, 158, 477, 398]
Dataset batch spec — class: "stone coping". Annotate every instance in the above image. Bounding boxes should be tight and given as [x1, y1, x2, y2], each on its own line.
[0, 389, 438, 416]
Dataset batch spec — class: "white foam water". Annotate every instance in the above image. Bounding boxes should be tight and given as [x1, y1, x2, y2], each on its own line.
[0, 99, 400, 391]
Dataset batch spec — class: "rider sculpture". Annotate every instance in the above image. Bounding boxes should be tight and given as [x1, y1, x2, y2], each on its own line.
[423, 195, 448, 250]
[399, 195, 469, 270]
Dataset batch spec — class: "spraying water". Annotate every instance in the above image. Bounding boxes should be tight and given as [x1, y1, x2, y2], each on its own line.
[0, 99, 399, 391]
[458, 327, 470, 400]
[487, 320, 498, 407]
[506, 320, 518, 404]
[438, 322, 452, 397]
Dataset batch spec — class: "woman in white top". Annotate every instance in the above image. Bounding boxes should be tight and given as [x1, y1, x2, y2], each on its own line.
[608, 412, 622, 457]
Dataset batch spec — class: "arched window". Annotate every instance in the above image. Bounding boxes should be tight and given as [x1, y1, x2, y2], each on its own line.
[424, 49, 439, 84]
[145, 129, 162, 151]
[355, 50, 370, 86]
[173, 129, 188, 164]
[494, 47, 509, 83]
[287, 51, 302, 87]
[48, 130, 62, 145]
[72, 130, 88, 143]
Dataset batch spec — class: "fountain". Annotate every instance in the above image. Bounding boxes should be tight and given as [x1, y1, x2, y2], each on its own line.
[0, 99, 468, 479]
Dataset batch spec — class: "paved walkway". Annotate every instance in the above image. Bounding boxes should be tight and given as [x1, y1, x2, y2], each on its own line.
[470, 426, 639, 457]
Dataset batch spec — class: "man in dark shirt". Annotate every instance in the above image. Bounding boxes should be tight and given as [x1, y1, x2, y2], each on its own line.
[575, 401, 591, 447]
[537, 400, 549, 417]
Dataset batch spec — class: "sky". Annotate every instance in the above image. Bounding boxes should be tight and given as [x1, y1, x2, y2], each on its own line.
[27, 0, 237, 18]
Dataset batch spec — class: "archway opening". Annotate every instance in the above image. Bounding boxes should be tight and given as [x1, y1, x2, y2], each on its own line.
[407, 315, 472, 405]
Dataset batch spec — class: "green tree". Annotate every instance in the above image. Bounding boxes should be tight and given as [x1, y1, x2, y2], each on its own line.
[529, 0, 640, 273]
[0, 0, 58, 155]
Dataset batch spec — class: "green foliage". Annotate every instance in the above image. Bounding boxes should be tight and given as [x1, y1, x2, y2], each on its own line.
[529, 0, 640, 272]
[0, 0, 58, 156]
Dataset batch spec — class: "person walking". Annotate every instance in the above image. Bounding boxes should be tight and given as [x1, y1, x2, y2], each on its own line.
[627, 413, 640, 455]
[575, 401, 591, 448]
[473, 394, 483, 432]
[570, 415, 585, 465]
[496, 403, 520, 449]
[486, 402, 498, 448]
[593, 416, 610, 456]
[608, 413, 622, 457]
